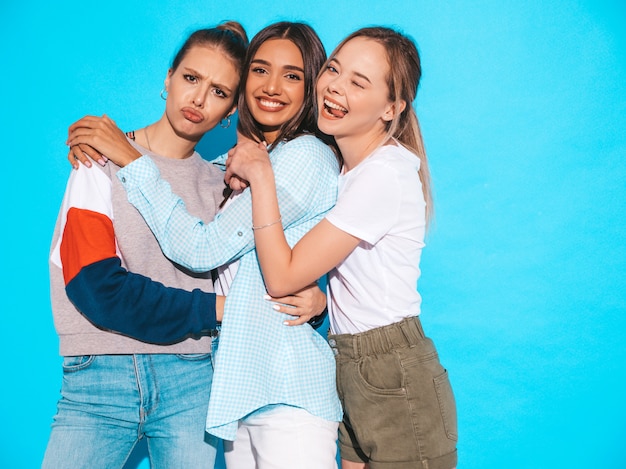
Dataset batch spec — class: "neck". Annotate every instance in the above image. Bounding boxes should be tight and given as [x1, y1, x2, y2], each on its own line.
[337, 130, 388, 172]
[140, 116, 198, 160]
[262, 129, 278, 145]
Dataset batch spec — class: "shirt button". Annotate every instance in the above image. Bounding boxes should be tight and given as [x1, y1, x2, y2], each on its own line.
[120, 176, 126, 183]
[328, 339, 336, 346]
[237, 231, 243, 237]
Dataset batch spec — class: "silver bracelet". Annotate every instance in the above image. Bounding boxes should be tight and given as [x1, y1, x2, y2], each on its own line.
[252, 216, 282, 231]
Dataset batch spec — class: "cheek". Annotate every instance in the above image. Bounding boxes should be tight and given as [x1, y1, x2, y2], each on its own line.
[315, 78, 327, 97]
[291, 90, 306, 115]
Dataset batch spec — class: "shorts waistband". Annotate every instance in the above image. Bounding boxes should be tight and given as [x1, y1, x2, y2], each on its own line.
[328, 316, 425, 359]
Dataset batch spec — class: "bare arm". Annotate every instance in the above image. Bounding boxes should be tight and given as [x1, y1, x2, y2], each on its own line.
[225, 141, 360, 297]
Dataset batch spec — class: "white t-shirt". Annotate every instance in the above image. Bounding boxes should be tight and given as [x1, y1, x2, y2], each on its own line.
[326, 143, 426, 335]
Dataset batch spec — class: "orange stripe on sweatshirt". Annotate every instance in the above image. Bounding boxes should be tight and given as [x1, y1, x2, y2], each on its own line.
[60, 207, 116, 285]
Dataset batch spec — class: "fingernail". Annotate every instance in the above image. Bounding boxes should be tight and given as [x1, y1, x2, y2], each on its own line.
[263, 294, 271, 301]
[272, 304, 280, 311]
[98, 159, 106, 166]
[283, 321, 289, 326]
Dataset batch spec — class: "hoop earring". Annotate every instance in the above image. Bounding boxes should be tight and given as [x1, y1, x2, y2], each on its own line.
[160, 89, 168, 100]
[220, 116, 231, 129]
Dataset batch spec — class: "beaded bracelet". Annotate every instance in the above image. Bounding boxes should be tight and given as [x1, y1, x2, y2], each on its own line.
[252, 216, 282, 231]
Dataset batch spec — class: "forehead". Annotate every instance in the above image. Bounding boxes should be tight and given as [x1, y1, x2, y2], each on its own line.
[253, 39, 304, 67]
[176, 46, 240, 82]
[334, 37, 389, 82]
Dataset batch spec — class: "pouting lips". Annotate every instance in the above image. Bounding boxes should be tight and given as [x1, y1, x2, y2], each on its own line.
[182, 108, 204, 123]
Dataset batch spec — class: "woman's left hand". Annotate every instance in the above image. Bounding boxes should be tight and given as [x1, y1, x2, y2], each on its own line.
[266, 283, 327, 326]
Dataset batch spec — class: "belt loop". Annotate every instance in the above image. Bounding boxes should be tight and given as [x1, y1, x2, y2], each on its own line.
[371, 327, 382, 355]
[382, 326, 394, 353]
[397, 318, 415, 346]
[413, 315, 425, 339]
[353, 334, 360, 359]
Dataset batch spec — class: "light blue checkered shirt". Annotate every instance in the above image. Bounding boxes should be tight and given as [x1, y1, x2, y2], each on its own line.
[117, 134, 342, 440]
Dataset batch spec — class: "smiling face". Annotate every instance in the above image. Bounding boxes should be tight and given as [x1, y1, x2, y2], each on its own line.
[317, 37, 398, 153]
[164, 45, 240, 141]
[244, 38, 306, 143]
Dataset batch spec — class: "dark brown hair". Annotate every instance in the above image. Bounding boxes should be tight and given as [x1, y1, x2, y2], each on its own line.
[171, 21, 248, 78]
[236, 22, 328, 146]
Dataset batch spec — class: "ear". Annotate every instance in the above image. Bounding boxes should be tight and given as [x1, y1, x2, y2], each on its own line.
[382, 99, 406, 122]
[226, 104, 237, 119]
[164, 68, 173, 91]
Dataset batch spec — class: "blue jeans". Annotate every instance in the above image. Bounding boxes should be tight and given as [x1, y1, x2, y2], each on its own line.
[42, 353, 217, 469]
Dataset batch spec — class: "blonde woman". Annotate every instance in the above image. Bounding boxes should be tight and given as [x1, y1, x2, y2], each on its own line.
[226, 27, 458, 469]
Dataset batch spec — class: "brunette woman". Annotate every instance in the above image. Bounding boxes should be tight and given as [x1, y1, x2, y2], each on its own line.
[226, 27, 458, 469]
[67, 22, 342, 469]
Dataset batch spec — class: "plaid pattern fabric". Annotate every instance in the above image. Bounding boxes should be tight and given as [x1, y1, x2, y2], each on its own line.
[117, 135, 342, 440]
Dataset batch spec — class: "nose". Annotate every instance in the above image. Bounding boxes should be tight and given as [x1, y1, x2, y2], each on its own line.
[192, 86, 209, 107]
[263, 73, 281, 95]
[326, 74, 343, 95]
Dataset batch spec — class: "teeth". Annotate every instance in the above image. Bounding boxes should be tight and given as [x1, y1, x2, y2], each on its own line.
[324, 99, 347, 112]
[259, 99, 284, 108]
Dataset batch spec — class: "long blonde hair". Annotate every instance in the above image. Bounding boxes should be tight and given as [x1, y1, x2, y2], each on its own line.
[328, 27, 434, 225]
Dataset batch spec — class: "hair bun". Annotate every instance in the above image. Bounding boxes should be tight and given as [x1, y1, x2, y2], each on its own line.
[218, 21, 249, 47]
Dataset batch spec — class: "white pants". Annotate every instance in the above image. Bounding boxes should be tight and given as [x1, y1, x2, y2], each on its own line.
[223, 405, 339, 469]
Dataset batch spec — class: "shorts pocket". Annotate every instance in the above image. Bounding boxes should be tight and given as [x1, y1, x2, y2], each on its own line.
[434, 369, 458, 441]
[356, 352, 406, 395]
[62, 355, 95, 372]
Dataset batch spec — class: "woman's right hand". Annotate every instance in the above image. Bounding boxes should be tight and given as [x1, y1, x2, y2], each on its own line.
[224, 139, 272, 189]
[66, 115, 142, 169]
[68, 143, 106, 169]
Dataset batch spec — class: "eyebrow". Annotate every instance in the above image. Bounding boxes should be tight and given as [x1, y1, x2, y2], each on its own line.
[251, 58, 305, 74]
[329, 57, 372, 84]
[182, 66, 233, 93]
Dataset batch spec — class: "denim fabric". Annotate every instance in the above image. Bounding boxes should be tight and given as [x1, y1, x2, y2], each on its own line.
[328, 316, 457, 469]
[42, 354, 217, 469]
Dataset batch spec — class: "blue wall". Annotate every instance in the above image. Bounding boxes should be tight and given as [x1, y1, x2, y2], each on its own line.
[1, 1, 624, 467]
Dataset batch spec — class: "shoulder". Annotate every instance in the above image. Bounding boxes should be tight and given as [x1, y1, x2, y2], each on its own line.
[277, 134, 339, 172]
[195, 154, 224, 178]
[359, 144, 419, 178]
[375, 144, 420, 169]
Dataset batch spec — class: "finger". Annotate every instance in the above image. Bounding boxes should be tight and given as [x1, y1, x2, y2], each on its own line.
[67, 147, 80, 169]
[67, 115, 100, 138]
[68, 145, 92, 168]
[271, 302, 314, 321]
[67, 126, 97, 146]
[73, 144, 105, 167]
[268, 294, 303, 308]
[228, 179, 243, 191]
[282, 317, 310, 326]
[80, 143, 106, 166]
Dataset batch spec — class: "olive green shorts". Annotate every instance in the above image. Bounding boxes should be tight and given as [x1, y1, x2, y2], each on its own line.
[328, 316, 457, 469]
